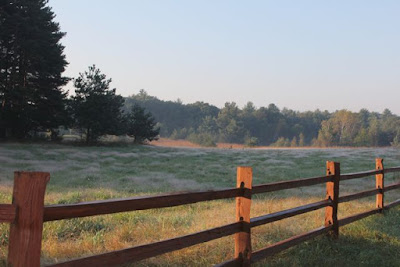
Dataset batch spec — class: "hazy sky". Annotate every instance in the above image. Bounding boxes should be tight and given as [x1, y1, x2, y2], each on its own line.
[49, 0, 400, 114]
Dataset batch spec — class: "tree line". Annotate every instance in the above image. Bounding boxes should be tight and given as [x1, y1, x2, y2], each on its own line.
[126, 90, 400, 147]
[0, 0, 159, 144]
[2, 1, 399, 147]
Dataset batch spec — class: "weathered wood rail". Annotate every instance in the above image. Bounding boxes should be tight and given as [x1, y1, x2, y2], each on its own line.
[0, 158, 399, 266]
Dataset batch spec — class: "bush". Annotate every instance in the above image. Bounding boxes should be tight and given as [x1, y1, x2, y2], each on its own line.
[271, 137, 290, 147]
[245, 136, 258, 147]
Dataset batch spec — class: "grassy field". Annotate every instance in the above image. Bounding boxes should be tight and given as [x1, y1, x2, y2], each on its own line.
[0, 143, 399, 266]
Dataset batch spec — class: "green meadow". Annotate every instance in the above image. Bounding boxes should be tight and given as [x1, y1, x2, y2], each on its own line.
[0, 143, 399, 266]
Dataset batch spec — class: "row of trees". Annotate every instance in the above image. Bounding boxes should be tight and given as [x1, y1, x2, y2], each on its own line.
[126, 91, 400, 147]
[2, 1, 399, 147]
[72, 66, 159, 144]
[0, 1, 159, 144]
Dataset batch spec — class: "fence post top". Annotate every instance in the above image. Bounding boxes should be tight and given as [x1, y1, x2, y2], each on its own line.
[13, 172, 50, 183]
[14, 171, 50, 176]
[326, 161, 340, 165]
[237, 166, 252, 170]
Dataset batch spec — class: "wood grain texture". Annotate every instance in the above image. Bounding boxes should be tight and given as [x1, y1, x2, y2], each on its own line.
[340, 169, 381, 181]
[250, 199, 330, 228]
[8, 172, 50, 267]
[0, 204, 16, 223]
[376, 158, 384, 210]
[384, 182, 400, 192]
[383, 166, 400, 173]
[251, 226, 332, 263]
[325, 161, 340, 238]
[338, 189, 379, 203]
[235, 167, 252, 266]
[252, 175, 329, 194]
[338, 209, 379, 227]
[385, 199, 400, 209]
[44, 188, 241, 221]
[49, 222, 242, 267]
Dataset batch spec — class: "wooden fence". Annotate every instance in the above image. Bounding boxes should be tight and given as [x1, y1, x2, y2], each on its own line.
[1, 158, 400, 266]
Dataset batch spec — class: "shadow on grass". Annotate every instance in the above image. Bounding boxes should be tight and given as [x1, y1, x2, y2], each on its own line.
[255, 208, 400, 267]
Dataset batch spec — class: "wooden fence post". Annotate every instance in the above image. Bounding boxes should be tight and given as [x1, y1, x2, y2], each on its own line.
[8, 172, 50, 267]
[235, 167, 252, 266]
[325, 161, 340, 238]
[376, 158, 384, 212]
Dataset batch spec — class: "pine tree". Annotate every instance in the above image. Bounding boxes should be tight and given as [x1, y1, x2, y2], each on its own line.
[125, 104, 160, 144]
[72, 65, 124, 144]
[0, 0, 69, 138]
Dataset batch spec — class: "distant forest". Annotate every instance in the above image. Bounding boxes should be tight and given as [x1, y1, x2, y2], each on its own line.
[125, 90, 400, 147]
[2, 1, 399, 148]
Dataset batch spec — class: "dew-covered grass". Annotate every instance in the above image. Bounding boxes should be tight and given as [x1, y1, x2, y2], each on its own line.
[0, 143, 399, 266]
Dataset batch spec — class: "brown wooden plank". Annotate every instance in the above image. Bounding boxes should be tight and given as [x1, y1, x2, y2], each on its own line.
[44, 188, 240, 221]
[385, 199, 400, 209]
[338, 189, 379, 203]
[338, 209, 379, 227]
[235, 167, 252, 266]
[8, 172, 50, 267]
[340, 169, 381, 181]
[325, 161, 340, 238]
[376, 158, 384, 210]
[383, 166, 400, 173]
[251, 226, 332, 263]
[250, 199, 330, 228]
[384, 182, 400, 192]
[0, 204, 16, 223]
[49, 222, 242, 267]
[252, 175, 329, 195]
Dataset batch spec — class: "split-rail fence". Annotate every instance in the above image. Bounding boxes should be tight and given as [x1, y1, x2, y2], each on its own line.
[0, 158, 399, 266]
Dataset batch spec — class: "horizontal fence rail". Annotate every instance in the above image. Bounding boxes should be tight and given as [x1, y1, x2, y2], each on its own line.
[44, 188, 241, 221]
[251, 225, 333, 263]
[0, 204, 16, 223]
[1, 159, 399, 266]
[338, 209, 381, 227]
[340, 169, 382, 181]
[338, 188, 379, 203]
[51, 222, 242, 267]
[250, 199, 331, 228]
[385, 182, 400, 192]
[383, 166, 400, 173]
[252, 175, 330, 194]
[386, 199, 400, 209]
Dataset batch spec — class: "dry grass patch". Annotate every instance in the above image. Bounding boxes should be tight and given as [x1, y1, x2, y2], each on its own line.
[0, 143, 399, 266]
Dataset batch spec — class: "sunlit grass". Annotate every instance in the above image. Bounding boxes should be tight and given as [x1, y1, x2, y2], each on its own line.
[0, 143, 399, 266]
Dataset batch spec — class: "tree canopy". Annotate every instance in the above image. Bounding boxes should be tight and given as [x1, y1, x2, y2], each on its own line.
[1, 1, 400, 148]
[0, 0, 69, 138]
[71, 65, 124, 144]
[125, 104, 160, 144]
[126, 91, 400, 147]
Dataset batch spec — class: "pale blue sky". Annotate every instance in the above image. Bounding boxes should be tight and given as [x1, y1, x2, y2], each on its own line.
[49, 0, 400, 113]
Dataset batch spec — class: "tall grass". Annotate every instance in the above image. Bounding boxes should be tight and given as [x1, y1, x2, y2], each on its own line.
[0, 143, 399, 266]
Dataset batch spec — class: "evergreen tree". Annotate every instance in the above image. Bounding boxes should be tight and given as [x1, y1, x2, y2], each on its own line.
[72, 65, 124, 144]
[0, 0, 69, 138]
[125, 104, 160, 144]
